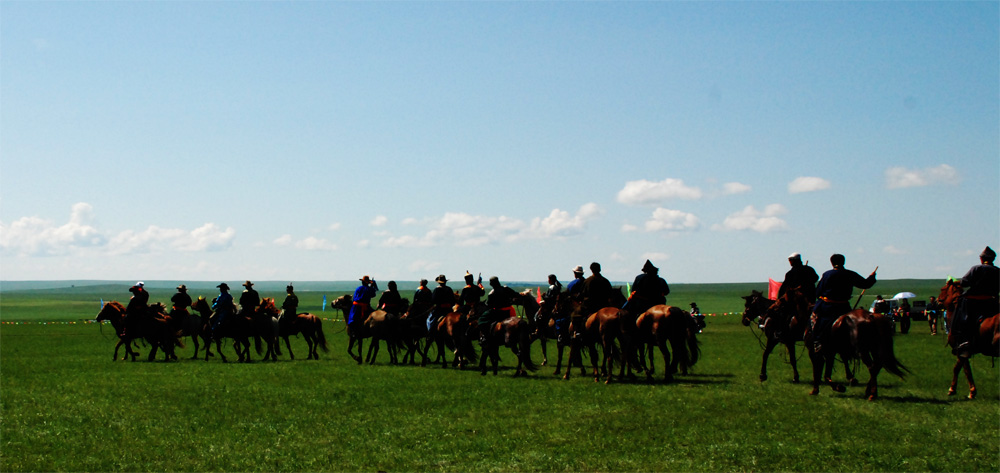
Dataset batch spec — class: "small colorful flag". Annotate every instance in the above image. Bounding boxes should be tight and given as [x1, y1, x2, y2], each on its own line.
[322, 294, 327, 311]
[100, 298, 104, 308]
[537, 286, 542, 303]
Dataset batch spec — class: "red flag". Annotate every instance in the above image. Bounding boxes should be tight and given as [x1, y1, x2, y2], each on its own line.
[537, 286, 543, 303]
[768, 278, 781, 300]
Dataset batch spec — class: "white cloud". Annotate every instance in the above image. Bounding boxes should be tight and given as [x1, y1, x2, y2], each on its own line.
[621, 223, 640, 233]
[274, 234, 293, 246]
[885, 164, 960, 189]
[713, 204, 789, 233]
[722, 182, 752, 195]
[617, 178, 703, 205]
[381, 204, 602, 248]
[370, 215, 388, 226]
[883, 245, 907, 255]
[788, 177, 831, 194]
[109, 223, 235, 254]
[643, 208, 701, 232]
[1, 202, 106, 256]
[295, 236, 337, 251]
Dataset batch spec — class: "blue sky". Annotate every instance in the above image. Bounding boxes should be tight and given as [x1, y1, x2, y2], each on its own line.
[1, 1, 997, 284]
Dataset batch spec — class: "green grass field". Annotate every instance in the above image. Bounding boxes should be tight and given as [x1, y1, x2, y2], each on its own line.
[1, 280, 997, 472]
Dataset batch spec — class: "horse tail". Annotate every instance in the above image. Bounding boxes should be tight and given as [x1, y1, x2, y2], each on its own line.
[875, 313, 908, 379]
[254, 333, 263, 356]
[315, 317, 329, 353]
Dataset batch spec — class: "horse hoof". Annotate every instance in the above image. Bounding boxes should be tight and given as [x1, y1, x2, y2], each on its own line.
[867, 395, 877, 401]
[969, 388, 977, 400]
[947, 388, 957, 396]
[831, 384, 846, 393]
[759, 374, 768, 382]
[808, 387, 819, 396]
[848, 378, 860, 387]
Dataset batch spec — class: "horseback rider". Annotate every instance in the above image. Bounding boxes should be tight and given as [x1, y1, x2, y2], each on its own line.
[280, 283, 299, 330]
[459, 271, 485, 317]
[411, 279, 433, 318]
[623, 259, 670, 315]
[126, 282, 150, 320]
[377, 280, 404, 315]
[349, 276, 378, 333]
[778, 253, 819, 303]
[690, 302, 705, 333]
[239, 281, 260, 318]
[170, 284, 192, 317]
[479, 276, 519, 339]
[811, 254, 877, 354]
[427, 275, 454, 335]
[211, 283, 235, 331]
[566, 265, 586, 299]
[580, 262, 614, 316]
[952, 246, 999, 356]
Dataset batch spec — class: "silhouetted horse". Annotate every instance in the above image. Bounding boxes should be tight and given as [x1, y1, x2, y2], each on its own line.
[938, 279, 999, 399]
[171, 297, 212, 359]
[806, 307, 908, 400]
[532, 293, 573, 373]
[400, 302, 432, 365]
[191, 297, 257, 362]
[742, 289, 860, 386]
[95, 301, 182, 362]
[364, 306, 405, 365]
[635, 305, 700, 382]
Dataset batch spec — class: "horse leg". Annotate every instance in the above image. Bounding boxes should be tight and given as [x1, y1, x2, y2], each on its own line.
[660, 338, 673, 383]
[366, 338, 378, 365]
[759, 339, 779, 382]
[539, 337, 549, 367]
[808, 349, 825, 395]
[787, 341, 800, 383]
[963, 359, 977, 399]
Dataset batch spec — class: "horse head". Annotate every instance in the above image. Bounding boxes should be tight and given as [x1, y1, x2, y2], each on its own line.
[937, 279, 963, 312]
[258, 297, 279, 317]
[95, 300, 125, 323]
[741, 290, 772, 327]
[191, 296, 212, 316]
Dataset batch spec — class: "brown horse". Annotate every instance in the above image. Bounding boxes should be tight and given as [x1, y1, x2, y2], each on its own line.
[806, 308, 908, 400]
[938, 279, 999, 399]
[170, 297, 213, 359]
[426, 308, 477, 369]
[561, 288, 637, 383]
[191, 297, 257, 362]
[365, 307, 405, 365]
[259, 301, 329, 361]
[95, 301, 182, 362]
[635, 305, 700, 382]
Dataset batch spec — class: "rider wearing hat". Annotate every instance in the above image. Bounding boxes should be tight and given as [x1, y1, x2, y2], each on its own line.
[349, 276, 378, 333]
[280, 283, 299, 329]
[427, 275, 455, 334]
[239, 281, 261, 317]
[126, 281, 150, 320]
[566, 265, 586, 299]
[953, 246, 999, 356]
[624, 259, 670, 315]
[211, 283, 234, 331]
[459, 271, 486, 317]
[170, 284, 193, 318]
[778, 253, 819, 303]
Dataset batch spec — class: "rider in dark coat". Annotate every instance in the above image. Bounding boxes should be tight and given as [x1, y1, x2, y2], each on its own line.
[211, 283, 234, 331]
[349, 276, 378, 332]
[479, 276, 519, 335]
[428, 275, 454, 332]
[811, 254, 877, 353]
[624, 259, 670, 315]
[239, 281, 260, 317]
[377, 280, 405, 315]
[580, 262, 614, 316]
[280, 283, 299, 330]
[459, 271, 485, 317]
[953, 246, 999, 356]
[778, 253, 819, 303]
[126, 282, 150, 319]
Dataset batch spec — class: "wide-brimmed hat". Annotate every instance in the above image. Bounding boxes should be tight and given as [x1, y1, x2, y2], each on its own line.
[177, 284, 187, 291]
[134, 281, 144, 288]
[572, 265, 584, 274]
[435, 274, 448, 284]
[243, 281, 254, 287]
[360, 275, 371, 284]
[217, 282, 230, 290]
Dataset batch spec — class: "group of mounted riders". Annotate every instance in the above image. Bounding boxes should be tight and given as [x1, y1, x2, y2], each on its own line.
[743, 246, 998, 399]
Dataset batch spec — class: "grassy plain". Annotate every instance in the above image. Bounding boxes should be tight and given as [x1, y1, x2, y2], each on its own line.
[1, 280, 997, 472]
